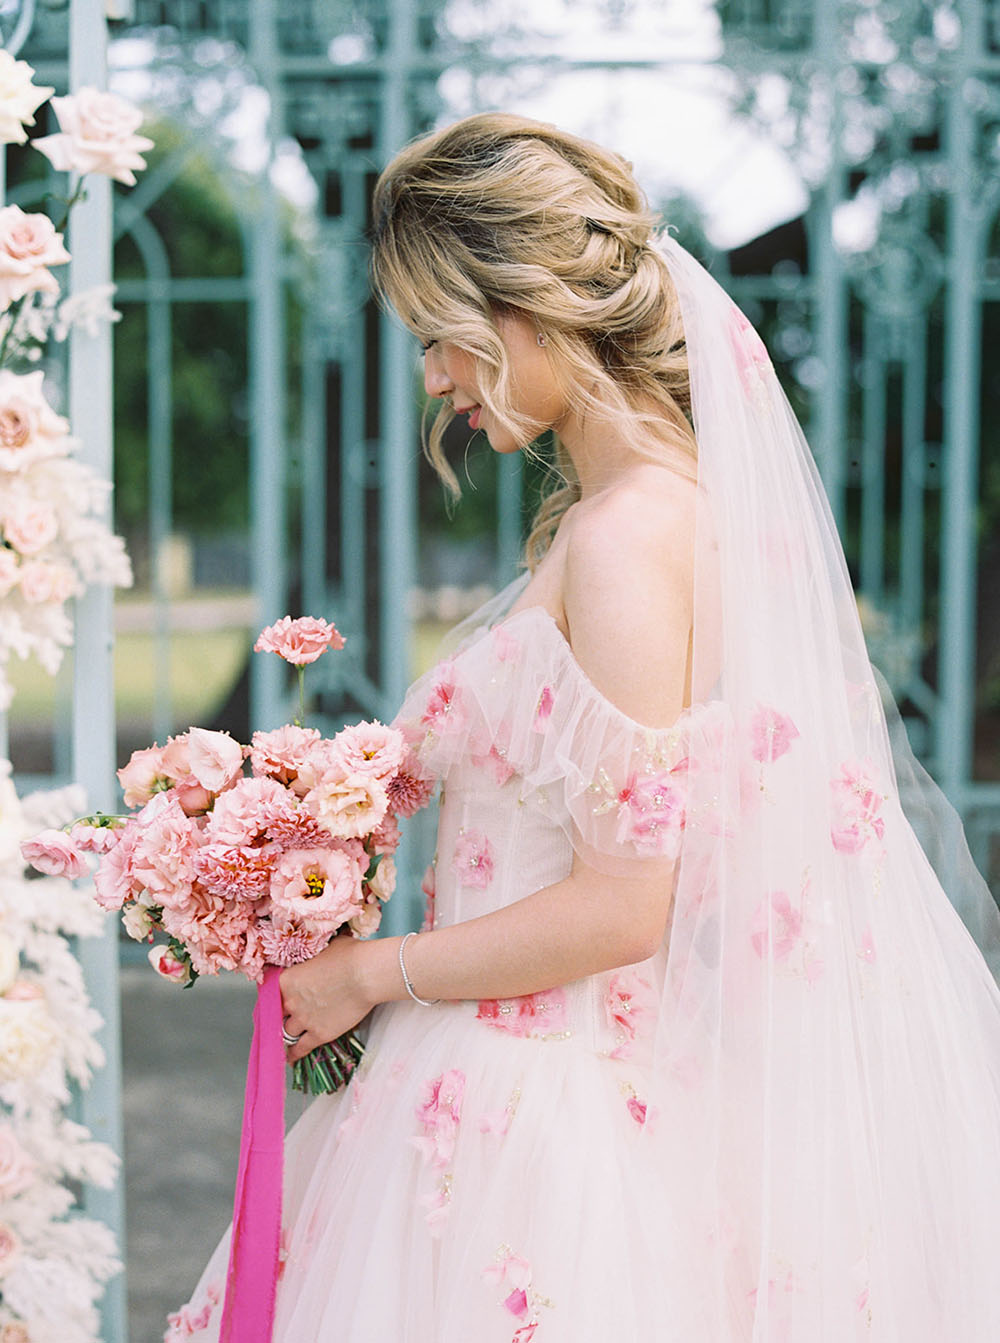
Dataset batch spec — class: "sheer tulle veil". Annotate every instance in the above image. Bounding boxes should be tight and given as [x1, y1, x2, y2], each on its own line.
[647, 233, 1000, 1339]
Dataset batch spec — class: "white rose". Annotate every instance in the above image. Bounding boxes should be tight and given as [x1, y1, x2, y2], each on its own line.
[33, 88, 154, 186]
[0, 936, 19, 996]
[0, 993, 58, 1082]
[368, 854, 397, 903]
[122, 903, 155, 941]
[0, 1125, 34, 1200]
[0, 1223, 20, 1280]
[0, 368, 73, 472]
[0, 51, 53, 147]
[2, 496, 58, 557]
[0, 206, 71, 312]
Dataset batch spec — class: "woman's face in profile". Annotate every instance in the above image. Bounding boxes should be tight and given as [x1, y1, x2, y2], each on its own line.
[422, 310, 568, 454]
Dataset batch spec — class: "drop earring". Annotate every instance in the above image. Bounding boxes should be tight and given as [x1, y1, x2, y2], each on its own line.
[536, 331, 547, 348]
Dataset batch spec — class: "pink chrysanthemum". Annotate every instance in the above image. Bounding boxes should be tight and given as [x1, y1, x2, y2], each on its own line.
[385, 750, 435, 818]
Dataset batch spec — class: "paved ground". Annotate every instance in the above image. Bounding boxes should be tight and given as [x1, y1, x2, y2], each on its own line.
[121, 966, 308, 1343]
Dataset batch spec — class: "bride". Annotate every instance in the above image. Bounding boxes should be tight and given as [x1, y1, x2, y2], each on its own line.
[170, 112, 1000, 1341]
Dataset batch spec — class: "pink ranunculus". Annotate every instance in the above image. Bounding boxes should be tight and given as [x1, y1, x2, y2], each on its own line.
[33, 88, 154, 185]
[749, 891, 803, 962]
[205, 775, 288, 845]
[20, 828, 87, 879]
[0, 205, 71, 311]
[186, 727, 244, 794]
[147, 943, 192, 985]
[268, 846, 364, 930]
[605, 969, 655, 1059]
[0, 1125, 35, 1200]
[412, 1068, 465, 1169]
[332, 720, 406, 780]
[614, 765, 687, 857]
[750, 704, 800, 764]
[117, 743, 169, 808]
[258, 919, 330, 967]
[254, 614, 345, 665]
[304, 769, 388, 840]
[2, 496, 58, 556]
[476, 987, 568, 1038]
[385, 748, 435, 817]
[249, 723, 321, 785]
[451, 828, 495, 889]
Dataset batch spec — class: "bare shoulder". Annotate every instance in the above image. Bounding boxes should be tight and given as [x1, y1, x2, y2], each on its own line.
[562, 465, 696, 726]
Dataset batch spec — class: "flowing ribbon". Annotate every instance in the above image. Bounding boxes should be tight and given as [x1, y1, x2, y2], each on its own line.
[220, 965, 285, 1342]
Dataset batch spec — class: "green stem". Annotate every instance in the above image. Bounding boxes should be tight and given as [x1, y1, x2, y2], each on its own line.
[297, 665, 306, 727]
[0, 296, 25, 368]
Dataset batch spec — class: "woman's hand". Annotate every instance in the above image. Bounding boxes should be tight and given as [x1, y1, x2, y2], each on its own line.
[279, 935, 378, 1064]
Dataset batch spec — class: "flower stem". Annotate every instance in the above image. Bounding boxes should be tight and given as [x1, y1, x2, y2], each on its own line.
[296, 665, 306, 728]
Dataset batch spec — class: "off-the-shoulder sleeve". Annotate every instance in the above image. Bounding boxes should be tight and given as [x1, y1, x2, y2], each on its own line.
[392, 607, 728, 876]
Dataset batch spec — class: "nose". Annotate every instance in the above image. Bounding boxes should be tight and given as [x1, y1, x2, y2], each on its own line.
[423, 347, 453, 401]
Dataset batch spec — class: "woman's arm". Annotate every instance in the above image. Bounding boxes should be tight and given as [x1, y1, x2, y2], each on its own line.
[281, 473, 695, 1060]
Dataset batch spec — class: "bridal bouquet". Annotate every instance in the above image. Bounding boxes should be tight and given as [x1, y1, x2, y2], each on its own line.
[22, 616, 434, 1094]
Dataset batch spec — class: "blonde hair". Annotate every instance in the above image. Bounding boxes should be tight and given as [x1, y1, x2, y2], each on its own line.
[370, 112, 697, 569]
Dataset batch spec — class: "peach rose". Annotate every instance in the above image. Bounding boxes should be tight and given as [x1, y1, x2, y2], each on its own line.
[33, 87, 154, 185]
[0, 368, 74, 471]
[2, 496, 58, 556]
[0, 205, 70, 311]
[20, 828, 87, 879]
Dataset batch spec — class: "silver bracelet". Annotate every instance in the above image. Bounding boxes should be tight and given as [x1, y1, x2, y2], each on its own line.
[399, 932, 440, 1007]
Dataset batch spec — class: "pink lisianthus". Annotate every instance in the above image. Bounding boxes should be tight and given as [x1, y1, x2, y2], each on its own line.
[159, 733, 214, 815]
[254, 614, 345, 665]
[69, 821, 121, 853]
[33, 87, 154, 185]
[117, 744, 170, 808]
[749, 891, 803, 962]
[476, 987, 568, 1038]
[268, 846, 364, 929]
[0, 205, 70, 310]
[304, 768, 388, 840]
[249, 724, 321, 786]
[258, 919, 330, 967]
[451, 828, 494, 890]
[185, 727, 244, 794]
[332, 720, 406, 780]
[412, 1068, 465, 1169]
[615, 765, 687, 857]
[205, 776, 288, 846]
[750, 704, 800, 764]
[147, 943, 192, 985]
[20, 828, 87, 879]
[605, 970, 655, 1060]
[385, 748, 435, 818]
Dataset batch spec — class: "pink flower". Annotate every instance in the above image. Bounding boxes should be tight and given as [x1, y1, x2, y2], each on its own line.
[93, 822, 139, 910]
[385, 748, 435, 817]
[254, 614, 345, 665]
[749, 891, 803, 961]
[0, 51, 54, 147]
[147, 943, 192, 985]
[2, 496, 58, 555]
[412, 1069, 465, 1169]
[0, 549, 18, 597]
[472, 740, 516, 786]
[615, 765, 687, 856]
[419, 862, 436, 933]
[193, 842, 274, 901]
[452, 828, 495, 889]
[304, 769, 388, 840]
[0, 369, 73, 472]
[185, 727, 244, 794]
[830, 760, 886, 854]
[348, 898, 383, 939]
[129, 796, 199, 906]
[117, 744, 170, 808]
[0, 205, 70, 310]
[159, 733, 215, 815]
[370, 811, 401, 856]
[749, 704, 800, 763]
[421, 664, 466, 734]
[20, 828, 87, 879]
[18, 558, 76, 604]
[605, 970, 655, 1059]
[253, 795, 329, 853]
[206, 776, 288, 845]
[730, 303, 773, 397]
[483, 1248, 533, 1316]
[249, 724, 321, 785]
[268, 846, 364, 929]
[476, 987, 568, 1038]
[332, 720, 406, 780]
[258, 919, 330, 967]
[69, 821, 121, 853]
[33, 87, 154, 185]
[627, 1095, 648, 1126]
[532, 684, 554, 731]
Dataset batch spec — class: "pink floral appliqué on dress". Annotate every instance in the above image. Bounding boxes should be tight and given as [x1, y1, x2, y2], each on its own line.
[830, 760, 887, 854]
[421, 662, 466, 735]
[452, 828, 495, 889]
[749, 891, 803, 962]
[492, 622, 521, 662]
[483, 1245, 549, 1341]
[164, 1282, 220, 1339]
[476, 987, 568, 1038]
[419, 861, 436, 932]
[749, 704, 800, 763]
[604, 970, 655, 1060]
[532, 685, 554, 732]
[614, 764, 688, 856]
[411, 1069, 465, 1235]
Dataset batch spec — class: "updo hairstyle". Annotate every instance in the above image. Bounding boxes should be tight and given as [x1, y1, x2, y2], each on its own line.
[370, 112, 696, 568]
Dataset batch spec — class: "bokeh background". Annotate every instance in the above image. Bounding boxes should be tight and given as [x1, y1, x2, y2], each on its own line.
[3, 0, 999, 1338]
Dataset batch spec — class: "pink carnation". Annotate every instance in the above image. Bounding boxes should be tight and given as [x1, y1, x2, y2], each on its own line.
[370, 811, 401, 856]
[129, 797, 199, 907]
[385, 749, 435, 818]
[93, 822, 140, 910]
[268, 846, 364, 930]
[254, 615, 345, 666]
[332, 720, 406, 780]
[258, 920, 330, 967]
[20, 828, 87, 879]
[206, 776, 288, 846]
[249, 724, 321, 785]
[193, 842, 274, 901]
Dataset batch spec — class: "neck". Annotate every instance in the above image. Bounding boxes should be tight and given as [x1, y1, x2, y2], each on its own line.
[553, 399, 650, 501]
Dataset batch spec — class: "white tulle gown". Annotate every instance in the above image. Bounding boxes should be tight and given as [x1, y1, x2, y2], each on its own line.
[167, 588, 713, 1342]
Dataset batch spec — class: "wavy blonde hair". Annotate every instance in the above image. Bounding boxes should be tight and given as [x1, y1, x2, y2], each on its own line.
[370, 112, 697, 569]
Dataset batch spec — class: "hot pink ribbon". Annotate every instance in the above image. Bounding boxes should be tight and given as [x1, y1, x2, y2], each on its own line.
[220, 965, 285, 1342]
